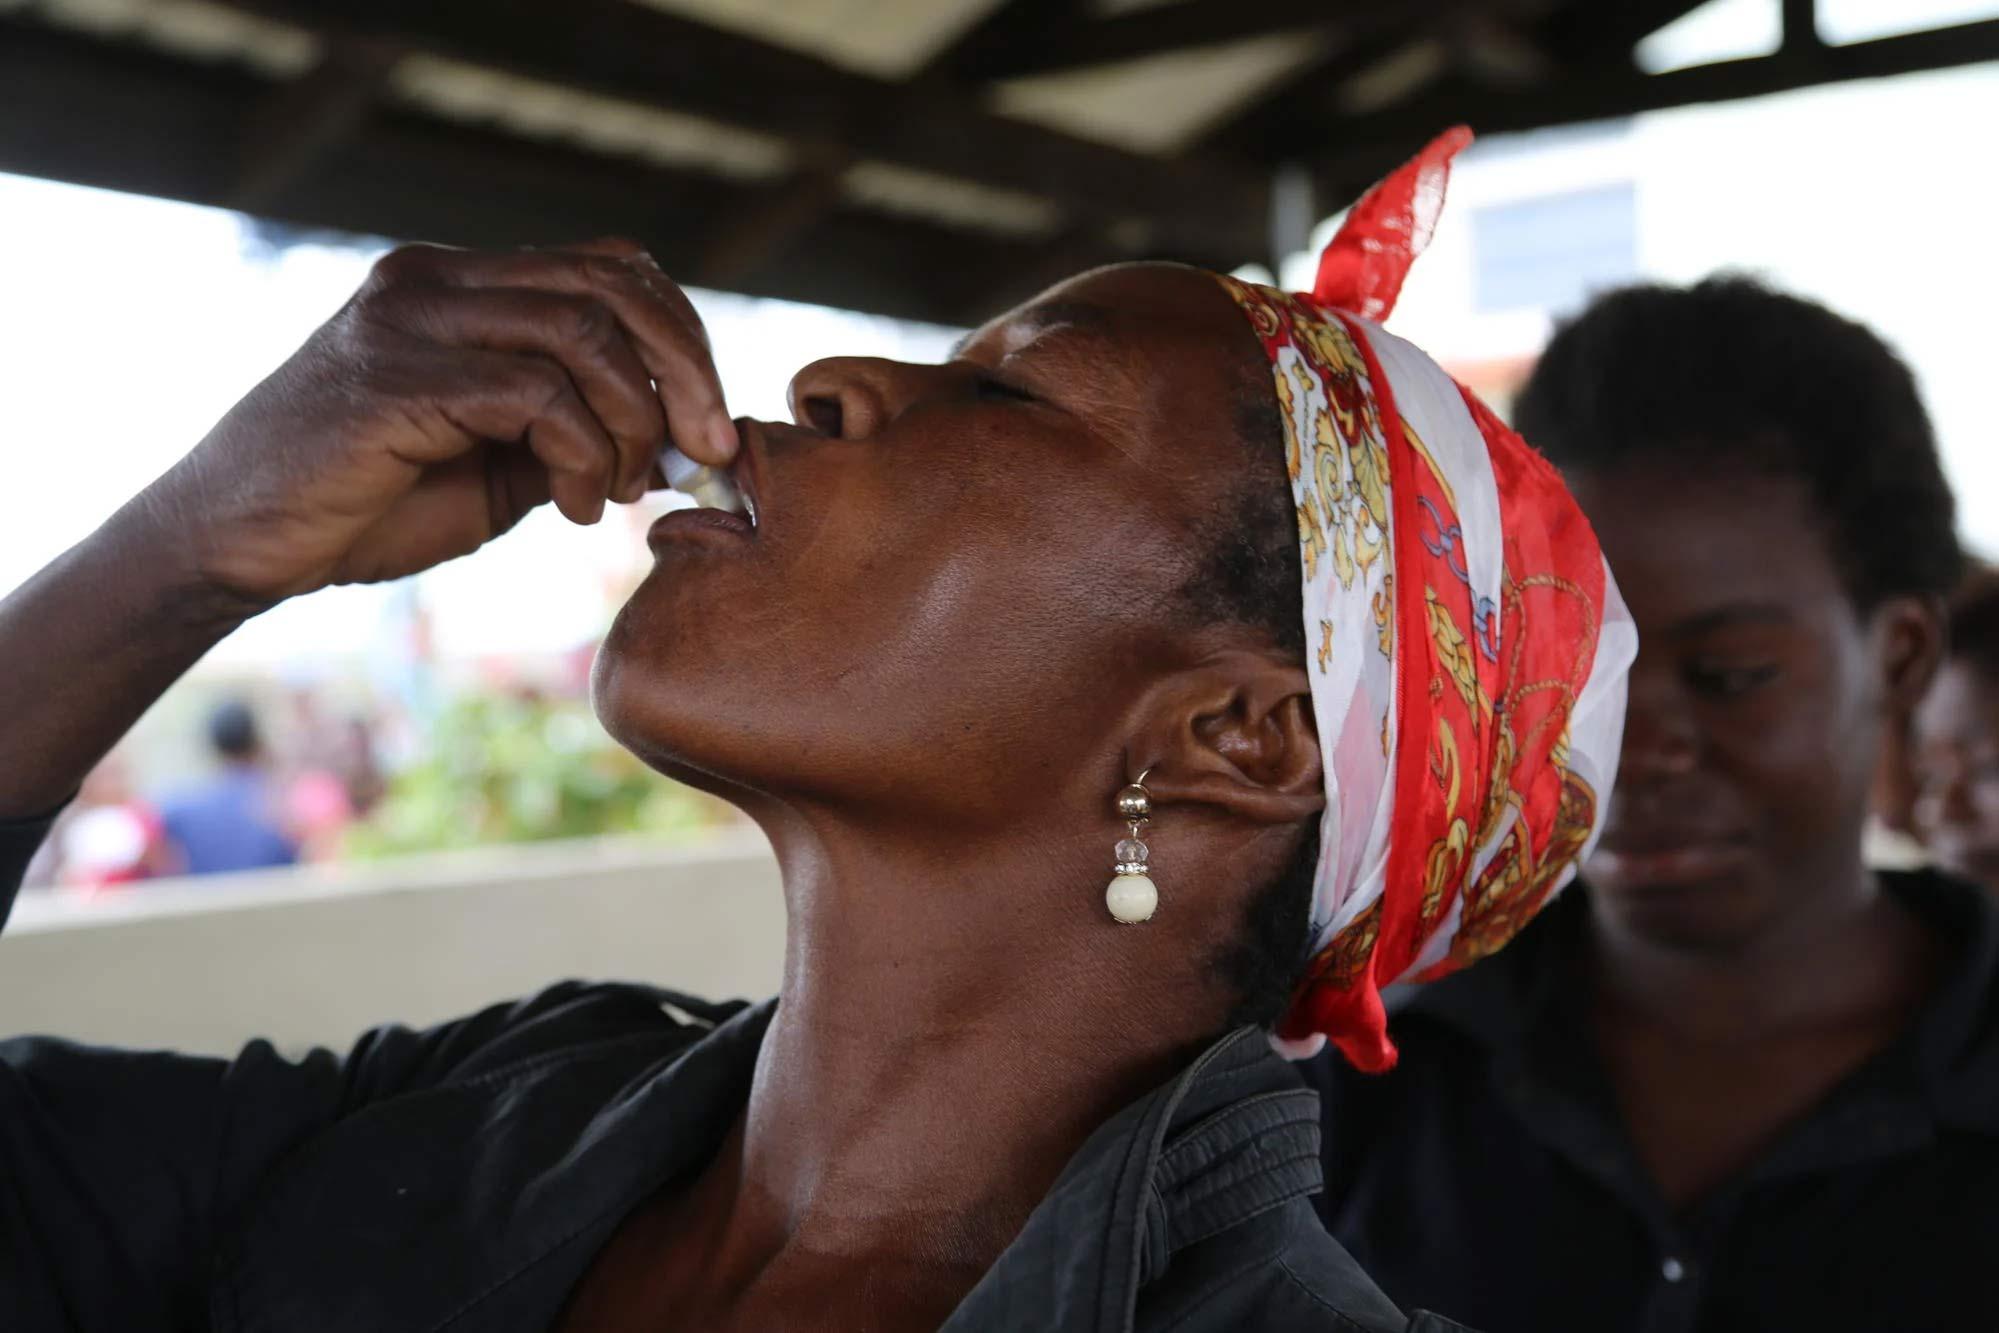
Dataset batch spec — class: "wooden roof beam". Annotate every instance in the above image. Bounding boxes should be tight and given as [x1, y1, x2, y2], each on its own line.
[1783, 0, 1823, 53]
[929, 0, 1096, 83]
[231, 38, 400, 212]
[692, 145, 853, 290]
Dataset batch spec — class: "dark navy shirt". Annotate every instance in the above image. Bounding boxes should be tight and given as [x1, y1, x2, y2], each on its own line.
[1305, 871, 1999, 1333]
[0, 808, 1469, 1332]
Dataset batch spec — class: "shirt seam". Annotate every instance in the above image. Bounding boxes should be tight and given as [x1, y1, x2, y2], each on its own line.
[1274, 1254, 1383, 1333]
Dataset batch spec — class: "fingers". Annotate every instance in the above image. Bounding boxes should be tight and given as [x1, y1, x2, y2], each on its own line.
[433, 349, 622, 525]
[369, 240, 737, 469]
[373, 286, 665, 502]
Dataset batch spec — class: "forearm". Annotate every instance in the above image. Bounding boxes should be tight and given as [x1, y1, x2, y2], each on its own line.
[0, 482, 256, 819]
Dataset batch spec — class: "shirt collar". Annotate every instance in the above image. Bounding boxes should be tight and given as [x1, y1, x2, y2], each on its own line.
[644, 1014, 1336, 1332]
[666, 1017, 1342, 1332]
[944, 1024, 1329, 1332]
[228, 994, 1333, 1333]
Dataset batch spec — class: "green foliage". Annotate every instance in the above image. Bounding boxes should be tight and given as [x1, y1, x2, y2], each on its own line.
[345, 694, 720, 858]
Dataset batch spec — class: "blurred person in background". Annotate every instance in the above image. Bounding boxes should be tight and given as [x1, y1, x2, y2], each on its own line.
[1863, 716, 1931, 871]
[284, 686, 387, 818]
[1912, 565, 1999, 891]
[0, 137, 1631, 1331]
[157, 698, 299, 875]
[29, 752, 179, 892]
[278, 687, 386, 859]
[1306, 276, 1994, 1333]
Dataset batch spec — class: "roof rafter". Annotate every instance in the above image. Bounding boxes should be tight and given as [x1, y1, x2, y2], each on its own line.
[231, 37, 400, 212]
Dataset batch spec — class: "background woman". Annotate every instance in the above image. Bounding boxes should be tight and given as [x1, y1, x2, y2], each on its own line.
[1309, 276, 1995, 1333]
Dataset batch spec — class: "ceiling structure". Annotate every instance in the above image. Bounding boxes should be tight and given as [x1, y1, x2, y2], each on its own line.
[2, 0, 1995, 325]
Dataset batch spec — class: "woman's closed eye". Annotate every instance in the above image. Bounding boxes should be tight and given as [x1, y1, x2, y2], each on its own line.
[974, 373, 1037, 404]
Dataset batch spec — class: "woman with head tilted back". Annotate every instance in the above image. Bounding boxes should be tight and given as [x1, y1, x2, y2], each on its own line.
[0, 134, 1625, 1332]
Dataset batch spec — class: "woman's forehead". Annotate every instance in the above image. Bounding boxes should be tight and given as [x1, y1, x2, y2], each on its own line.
[951, 298, 1119, 361]
[1573, 465, 1854, 630]
[961, 263, 1244, 358]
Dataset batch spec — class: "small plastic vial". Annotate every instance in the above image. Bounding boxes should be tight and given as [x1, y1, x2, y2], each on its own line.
[659, 445, 745, 515]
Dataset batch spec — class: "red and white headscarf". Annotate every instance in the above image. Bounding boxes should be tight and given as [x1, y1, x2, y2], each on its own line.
[1218, 128, 1635, 1072]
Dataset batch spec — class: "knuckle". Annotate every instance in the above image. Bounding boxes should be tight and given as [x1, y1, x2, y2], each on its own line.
[592, 235, 648, 260]
[564, 296, 620, 349]
[367, 243, 438, 289]
[350, 282, 411, 325]
[580, 254, 637, 289]
[524, 358, 571, 406]
[349, 285, 444, 346]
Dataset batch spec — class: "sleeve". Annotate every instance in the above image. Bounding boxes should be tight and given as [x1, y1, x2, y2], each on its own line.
[0, 982, 673, 1331]
[0, 805, 60, 931]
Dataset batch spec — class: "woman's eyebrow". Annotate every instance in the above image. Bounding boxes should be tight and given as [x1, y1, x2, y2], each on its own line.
[950, 301, 1118, 360]
[1669, 603, 1797, 637]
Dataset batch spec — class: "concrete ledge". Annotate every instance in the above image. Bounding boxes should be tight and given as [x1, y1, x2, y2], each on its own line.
[0, 831, 785, 1055]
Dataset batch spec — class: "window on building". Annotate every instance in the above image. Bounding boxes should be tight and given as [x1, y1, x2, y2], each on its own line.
[1471, 183, 1638, 315]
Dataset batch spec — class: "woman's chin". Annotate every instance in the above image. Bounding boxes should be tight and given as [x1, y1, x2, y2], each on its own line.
[1585, 864, 1770, 951]
[591, 632, 704, 772]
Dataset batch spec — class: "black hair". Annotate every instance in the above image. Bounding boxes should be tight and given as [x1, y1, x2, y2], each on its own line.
[1947, 565, 1999, 678]
[1176, 363, 1318, 1029]
[1514, 275, 1962, 607]
[207, 699, 262, 761]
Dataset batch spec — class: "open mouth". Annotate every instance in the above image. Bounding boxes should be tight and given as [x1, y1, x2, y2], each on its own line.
[644, 424, 761, 548]
[727, 418, 763, 532]
[733, 473, 760, 531]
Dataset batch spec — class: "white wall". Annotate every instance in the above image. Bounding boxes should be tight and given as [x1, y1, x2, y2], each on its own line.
[0, 832, 786, 1056]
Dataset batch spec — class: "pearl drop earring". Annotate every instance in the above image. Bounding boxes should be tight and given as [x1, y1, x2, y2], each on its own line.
[1106, 769, 1158, 924]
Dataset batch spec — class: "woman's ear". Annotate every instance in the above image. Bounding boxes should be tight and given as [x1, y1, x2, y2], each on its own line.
[1873, 594, 1947, 718]
[1124, 649, 1323, 826]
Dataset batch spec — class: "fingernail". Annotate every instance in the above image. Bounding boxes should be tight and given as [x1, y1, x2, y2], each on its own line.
[712, 415, 739, 461]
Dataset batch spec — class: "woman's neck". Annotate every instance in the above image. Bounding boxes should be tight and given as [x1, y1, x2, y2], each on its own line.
[716, 813, 1233, 1279]
[1587, 860, 1935, 1044]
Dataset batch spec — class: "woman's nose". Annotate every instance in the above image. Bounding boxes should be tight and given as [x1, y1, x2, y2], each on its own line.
[786, 356, 930, 440]
[1618, 675, 1700, 783]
